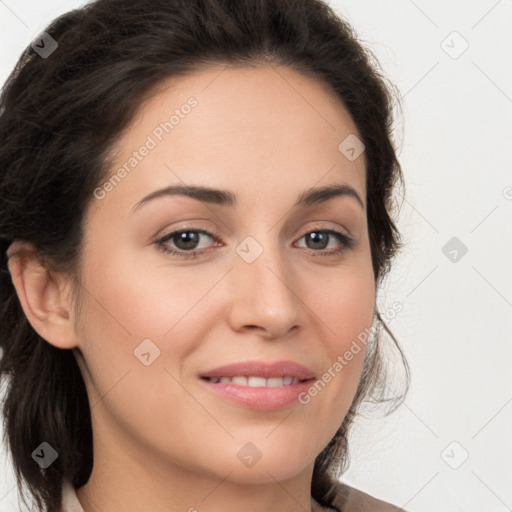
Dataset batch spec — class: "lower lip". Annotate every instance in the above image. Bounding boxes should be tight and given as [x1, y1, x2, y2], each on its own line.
[198, 378, 315, 411]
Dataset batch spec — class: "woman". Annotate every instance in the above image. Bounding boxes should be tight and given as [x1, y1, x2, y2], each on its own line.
[0, 0, 409, 511]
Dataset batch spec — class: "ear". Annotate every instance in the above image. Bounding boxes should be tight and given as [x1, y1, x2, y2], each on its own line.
[6, 240, 79, 349]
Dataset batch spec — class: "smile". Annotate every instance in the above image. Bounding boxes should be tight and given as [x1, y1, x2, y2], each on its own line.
[198, 360, 317, 411]
[203, 376, 304, 386]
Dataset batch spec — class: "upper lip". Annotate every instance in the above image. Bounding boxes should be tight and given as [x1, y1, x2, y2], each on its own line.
[199, 360, 316, 380]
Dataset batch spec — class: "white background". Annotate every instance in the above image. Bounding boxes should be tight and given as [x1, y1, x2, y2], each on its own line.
[1, 1, 511, 511]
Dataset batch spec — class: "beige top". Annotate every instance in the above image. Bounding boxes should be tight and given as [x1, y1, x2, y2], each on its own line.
[60, 479, 84, 512]
[61, 478, 404, 512]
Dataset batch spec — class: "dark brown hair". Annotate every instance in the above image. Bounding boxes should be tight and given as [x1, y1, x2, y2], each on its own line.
[0, 0, 409, 510]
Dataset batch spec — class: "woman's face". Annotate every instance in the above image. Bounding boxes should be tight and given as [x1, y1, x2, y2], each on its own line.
[72, 64, 375, 484]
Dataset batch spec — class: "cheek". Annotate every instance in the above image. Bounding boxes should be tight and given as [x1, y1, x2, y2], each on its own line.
[76, 242, 212, 345]
[319, 260, 375, 355]
[302, 261, 375, 421]
[72, 248, 217, 467]
[72, 239, 230, 415]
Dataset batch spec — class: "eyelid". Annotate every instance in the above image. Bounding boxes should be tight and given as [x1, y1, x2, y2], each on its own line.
[293, 220, 353, 239]
[153, 221, 221, 242]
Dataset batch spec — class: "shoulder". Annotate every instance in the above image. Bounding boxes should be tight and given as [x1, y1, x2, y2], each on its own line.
[325, 480, 406, 512]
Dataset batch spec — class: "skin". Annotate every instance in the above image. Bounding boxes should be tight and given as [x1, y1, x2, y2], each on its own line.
[8, 64, 375, 512]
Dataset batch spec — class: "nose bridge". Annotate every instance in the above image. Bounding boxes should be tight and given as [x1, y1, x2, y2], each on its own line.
[228, 231, 301, 337]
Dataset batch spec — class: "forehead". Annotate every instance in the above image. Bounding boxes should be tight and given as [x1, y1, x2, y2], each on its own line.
[95, 63, 366, 215]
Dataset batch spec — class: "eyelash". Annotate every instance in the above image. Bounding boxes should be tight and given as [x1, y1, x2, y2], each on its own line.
[155, 226, 354, 260]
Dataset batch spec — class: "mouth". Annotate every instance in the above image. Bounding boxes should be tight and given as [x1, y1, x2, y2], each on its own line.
[201, 375, 309, 386]
[198, 360, 316, 411]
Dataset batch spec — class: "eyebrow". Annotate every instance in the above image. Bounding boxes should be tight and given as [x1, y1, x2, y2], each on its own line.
[131, 182, 365, 213]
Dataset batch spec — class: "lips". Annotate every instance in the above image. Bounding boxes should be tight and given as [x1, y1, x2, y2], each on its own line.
[199, 360, 316, 381]
[198, 360, 316, 411]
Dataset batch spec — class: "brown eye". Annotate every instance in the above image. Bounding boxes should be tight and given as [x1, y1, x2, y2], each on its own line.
[304, 231, 330, 250]
[156, 229, 219, 259]
[168, 230, 203, 250]
[296, 229, 354, 256]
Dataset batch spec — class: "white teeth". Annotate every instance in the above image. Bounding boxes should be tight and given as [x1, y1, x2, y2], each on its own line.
[206, 376, 301, 387]
[247, 376, 267, 387]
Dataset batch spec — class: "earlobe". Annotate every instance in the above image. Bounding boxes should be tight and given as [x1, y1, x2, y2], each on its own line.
[6, 240, 79, 350]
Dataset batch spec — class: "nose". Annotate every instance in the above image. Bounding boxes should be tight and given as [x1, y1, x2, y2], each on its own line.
[226, 238, 302, 340]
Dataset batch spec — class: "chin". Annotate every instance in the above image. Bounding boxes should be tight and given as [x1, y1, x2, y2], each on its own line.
[218, 455, 314, 485]
[195, 431, 322, 484]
